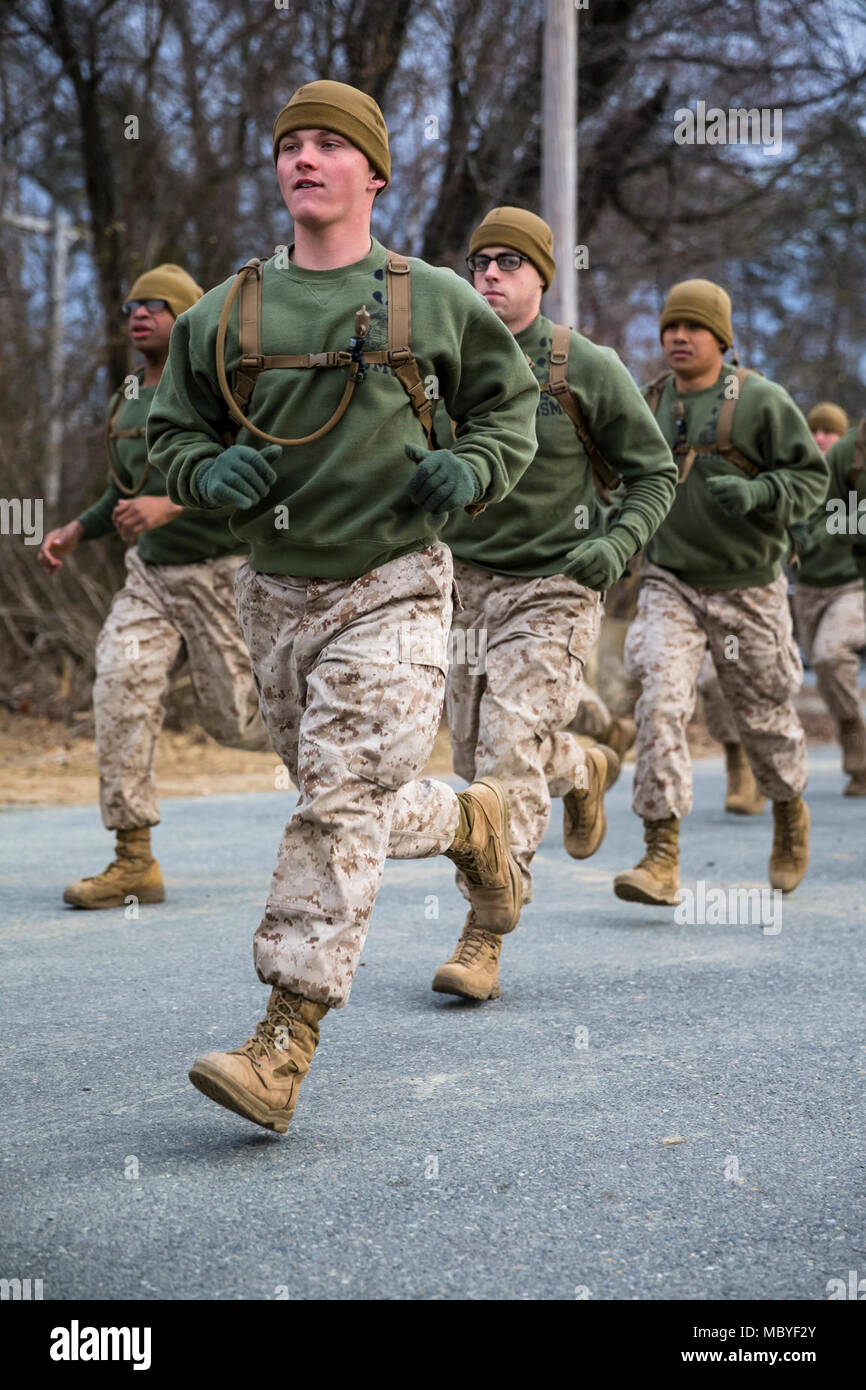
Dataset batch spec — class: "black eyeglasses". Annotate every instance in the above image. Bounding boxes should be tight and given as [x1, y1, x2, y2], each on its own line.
[466, 252, 529, 274]
[122, 299, 171, 316]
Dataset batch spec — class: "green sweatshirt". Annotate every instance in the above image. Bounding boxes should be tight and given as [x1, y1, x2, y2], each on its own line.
[77, 387, 244, 566]
[146, 238, 540, 580]
[794, 426, 864, 587]
[645, 368, 829, 590]
[444, 315, 677, 577]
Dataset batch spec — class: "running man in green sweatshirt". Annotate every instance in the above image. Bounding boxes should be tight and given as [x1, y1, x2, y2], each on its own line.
[433, 207, 677, 1001]
[614, 279, 828, 906]
[793, 407, 866, 794]
[37, 263, 266, 909]
[146, 82, 539, 1135]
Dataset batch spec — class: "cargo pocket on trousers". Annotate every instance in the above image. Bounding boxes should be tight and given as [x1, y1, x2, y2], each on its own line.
[344, 653, 448, 791]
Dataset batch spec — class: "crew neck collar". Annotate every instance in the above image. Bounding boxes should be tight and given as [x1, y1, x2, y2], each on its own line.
[672, 366, 729, 398]
[273, 237, 386, 282]
[515, 313, 546, 347]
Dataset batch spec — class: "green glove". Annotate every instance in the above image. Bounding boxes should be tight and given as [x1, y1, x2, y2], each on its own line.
[564, 529, 634, 591]
[707, 473, 775, 518]
[405, 443, 481, 513]
[195, 444, 281, 508]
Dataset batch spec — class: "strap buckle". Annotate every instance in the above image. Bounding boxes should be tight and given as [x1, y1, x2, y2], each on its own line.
[239, 353, 264, 370]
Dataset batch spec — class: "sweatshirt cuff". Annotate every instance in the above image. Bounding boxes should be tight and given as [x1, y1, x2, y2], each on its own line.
[751, 474, 778, 513]
[76, 507, 112, 541]
[607, 521, 642, 563]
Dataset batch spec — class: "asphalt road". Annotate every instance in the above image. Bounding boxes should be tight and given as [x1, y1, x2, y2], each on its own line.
[1, 749, 863, 1301]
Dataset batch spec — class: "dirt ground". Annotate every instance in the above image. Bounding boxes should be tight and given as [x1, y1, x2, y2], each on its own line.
[0, 700, 837, 808]
[0, 708, 455, 807]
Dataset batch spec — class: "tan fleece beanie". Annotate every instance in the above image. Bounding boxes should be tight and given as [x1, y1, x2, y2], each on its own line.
[272, 80, 390, 193]
[124, 264, 203, 318]
[659, 278, 734, 350]
[807, 402, 849, 436]
[469, 207, 556, 291]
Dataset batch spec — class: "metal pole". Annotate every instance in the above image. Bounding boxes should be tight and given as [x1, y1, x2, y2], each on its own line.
[541, 0, 576, 327]
[47, 209, 72, 508]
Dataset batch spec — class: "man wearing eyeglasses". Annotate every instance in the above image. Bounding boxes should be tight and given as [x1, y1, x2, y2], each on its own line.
[38, 263, 267, 910]
[433, 207, 677, 1002]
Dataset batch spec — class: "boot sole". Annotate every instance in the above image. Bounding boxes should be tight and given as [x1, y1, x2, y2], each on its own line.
[432, 970, 502, 1001]
[188, 1060, 291, 1134]
[725, 800, 766, 815]
[62, 885, 166, 908]
[473, 776, 523, 934]
[613, 876, 680, 907]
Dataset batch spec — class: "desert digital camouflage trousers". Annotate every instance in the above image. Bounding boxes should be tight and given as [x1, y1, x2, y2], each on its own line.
[94, 547, 267, 830]
[696, 650, 740, 744]
[446, 558, 602, 902]
[625, 560, 807, 819]
[564, 681, 612, 739]
[235, 544, 461, 1009]
[793, 580, 866, 730]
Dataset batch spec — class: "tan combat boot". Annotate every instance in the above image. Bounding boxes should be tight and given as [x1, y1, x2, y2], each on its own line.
[613, 816, 680, 905]
[562, 745, 620, 859]
[443, 777, 522, 933]
[62, 826, 165, 909]
[839, 717, 866, 796]
[188, 987, 328, 1134]
[432, 913, 503, 1001]
[598, 715, 636, 786]
[769, 795, 810, 893]
[723, 743, 766, 815]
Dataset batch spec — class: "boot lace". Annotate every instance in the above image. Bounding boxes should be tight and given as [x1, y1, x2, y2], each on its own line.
[568, 786, 594, 836]
[774, 801, 804, 854]
[639, 821, 677, 868]
[245, 991, 304, 1060]
[451, 925, 498, 966]
[448, 843, 493, 886]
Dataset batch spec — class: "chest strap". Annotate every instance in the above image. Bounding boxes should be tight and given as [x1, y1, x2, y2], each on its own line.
[215, 252, 436, 450]
[645, 367, 760, 483]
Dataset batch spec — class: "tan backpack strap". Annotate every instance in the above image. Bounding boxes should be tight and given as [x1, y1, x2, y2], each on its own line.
[715, 366, 751, 455]
[386, 252, 411, 351]
[547, 322, 570, 393]
[233, 259, 265, 415]
[105, 375, 150, 496]
[215, 260, 367, 447]
[711, 367, 762, 476]
[642, 371, 673, 418]
[711, 364, 799, 561]
[547, 323, 621, 497]
[385, 251, 437, 452]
